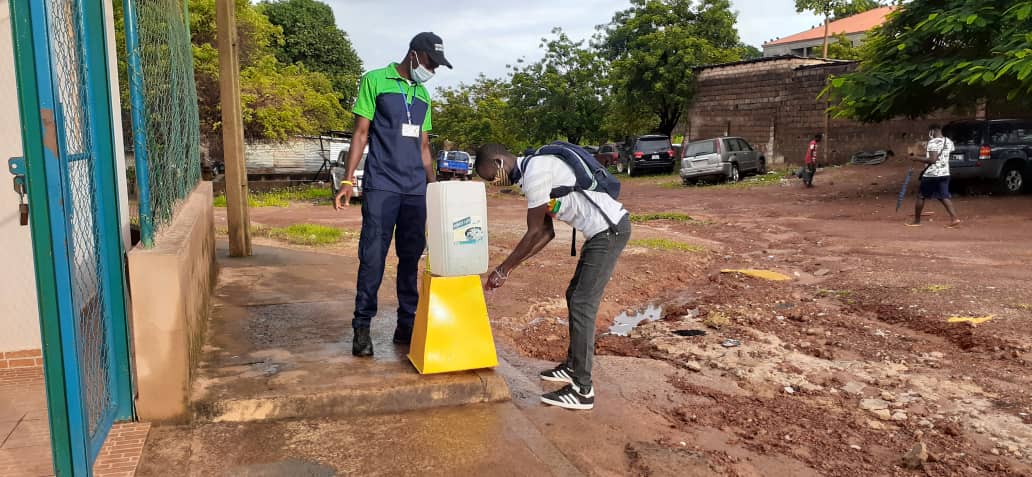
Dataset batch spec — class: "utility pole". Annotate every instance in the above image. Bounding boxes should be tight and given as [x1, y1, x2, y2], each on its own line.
[216, 0, 251, 257]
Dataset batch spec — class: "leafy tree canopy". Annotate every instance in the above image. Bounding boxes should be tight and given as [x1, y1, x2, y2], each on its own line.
[596, 0, 744, 137]
[432, 76, 528, 152]
[508, 28, 608, 146]
[259, 0, 363, 108]
[826, 33, 862, 60]
[739, 43, 763, 60]
[825, 0, 1032, 122]
[187, 0, 348, 147]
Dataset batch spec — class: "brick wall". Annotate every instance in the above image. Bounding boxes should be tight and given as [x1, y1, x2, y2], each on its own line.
[687, 59, 967, 166]
[0, 349, 42, 371]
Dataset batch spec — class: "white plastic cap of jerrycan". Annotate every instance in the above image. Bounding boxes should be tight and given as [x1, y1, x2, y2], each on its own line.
[426, 181, 489, 277]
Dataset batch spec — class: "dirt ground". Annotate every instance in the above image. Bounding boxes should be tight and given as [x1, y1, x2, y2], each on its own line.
[218, 159, 1032, 476]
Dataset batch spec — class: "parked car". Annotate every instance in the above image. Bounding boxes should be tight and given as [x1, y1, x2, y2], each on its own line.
[594, 143, 620, 168]
[617, 135, 676, 176]
[436, 150, 474, 181]
[330, 146, 366, 199]
[582, 145, 599, 155]
[943, 119, 1032, 195]
[679, 137, 766, 185]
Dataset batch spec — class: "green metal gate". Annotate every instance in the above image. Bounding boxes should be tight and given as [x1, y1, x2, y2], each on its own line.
[9, 0, 134, 474]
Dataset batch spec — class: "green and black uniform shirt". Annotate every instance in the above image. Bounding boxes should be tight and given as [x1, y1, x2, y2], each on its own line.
[353, 63, 433, 195]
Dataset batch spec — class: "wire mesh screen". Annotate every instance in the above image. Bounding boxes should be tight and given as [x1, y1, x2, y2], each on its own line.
[130, 0, 202, 239]
[49, 0, 113, 439]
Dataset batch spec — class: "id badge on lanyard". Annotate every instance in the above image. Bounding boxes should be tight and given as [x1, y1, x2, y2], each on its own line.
[397, 80, 421, 138]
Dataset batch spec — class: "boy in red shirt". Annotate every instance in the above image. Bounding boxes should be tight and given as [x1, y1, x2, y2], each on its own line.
[800, 133, 821, 187]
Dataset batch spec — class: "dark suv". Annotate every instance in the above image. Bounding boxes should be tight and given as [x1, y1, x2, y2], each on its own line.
[617, 135, 675, 176]
[944, 119, 1032, 194]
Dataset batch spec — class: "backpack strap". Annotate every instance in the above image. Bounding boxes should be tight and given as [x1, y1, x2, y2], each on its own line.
[553, 143, 599, 192]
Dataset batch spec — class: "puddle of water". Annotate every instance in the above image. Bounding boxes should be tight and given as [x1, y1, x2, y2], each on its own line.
[608, 305, 663, 336]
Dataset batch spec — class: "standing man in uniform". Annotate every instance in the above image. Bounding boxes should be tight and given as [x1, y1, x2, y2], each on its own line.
[474, 144, 631, 410]
[334, 32, 452, 356]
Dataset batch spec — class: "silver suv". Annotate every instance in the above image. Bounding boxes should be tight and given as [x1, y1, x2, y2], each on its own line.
[680, 137, 766, 185]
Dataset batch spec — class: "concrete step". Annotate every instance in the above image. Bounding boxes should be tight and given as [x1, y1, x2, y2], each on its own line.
[192, 362, 509, 423]
[190, 244, 510, 424]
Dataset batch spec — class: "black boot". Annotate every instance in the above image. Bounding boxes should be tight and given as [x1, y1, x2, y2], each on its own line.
[393, 324, 413, 345]
[352, 327, 373, 357]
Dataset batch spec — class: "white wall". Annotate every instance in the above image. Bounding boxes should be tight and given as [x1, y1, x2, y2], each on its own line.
[0, 0, 42, 352]
[0, 0, 130, 352]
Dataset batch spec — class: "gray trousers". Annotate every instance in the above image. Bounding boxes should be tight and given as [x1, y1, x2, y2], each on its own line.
[564, 214, 631, 388]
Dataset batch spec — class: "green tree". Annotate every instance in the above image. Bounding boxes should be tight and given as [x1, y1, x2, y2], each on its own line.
[432, 76, 527, 152]
[825, 0, 1032, 122]
[739, 43, 763, 60]
[597, 0, 743, 138]
[508, 28, 608, 145]
[186, 0, 349, 154]
[795, 0, 843, 58]
[258, 0, 363, 108]
[797, 1, 887, 57]
[826, 33, 862, 60]
[113, 0, 350, 161]
[240, 56, 346, 141]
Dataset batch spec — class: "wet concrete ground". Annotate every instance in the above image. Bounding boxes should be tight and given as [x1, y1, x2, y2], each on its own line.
[138, 403, 575, 476]
[191, 244, 508, 423]
[140, 242, 835, 476]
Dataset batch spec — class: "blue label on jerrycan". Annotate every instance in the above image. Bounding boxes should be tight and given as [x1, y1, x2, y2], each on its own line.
[452, 216, 484, 245]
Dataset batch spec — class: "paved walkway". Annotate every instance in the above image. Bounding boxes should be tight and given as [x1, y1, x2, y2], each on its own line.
[138, 243, 581, 475]
[137, 243, 743, 476]
[191, 244, 509, 422]
[0, 366, 150, 476]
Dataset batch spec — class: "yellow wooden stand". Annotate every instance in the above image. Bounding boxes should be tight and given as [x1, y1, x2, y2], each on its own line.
[409, 272, 498, 374]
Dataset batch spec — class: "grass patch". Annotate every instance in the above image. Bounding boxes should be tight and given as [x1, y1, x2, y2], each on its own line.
[618, 170, 680, 188]
[217, 223, 352, 246]
[1009, 303, 1032, 311]
[629, 238, 705, 253]
[709, 169, 793, 190]
[262, 223, 346, 246]
[213, 193, 289, 208]
[630, 212, 698, 223]
[915, 284, 951, 293]
[703, 311, 730, 329]
[817, 289, 853, 298]
[213, 186, 335, 208]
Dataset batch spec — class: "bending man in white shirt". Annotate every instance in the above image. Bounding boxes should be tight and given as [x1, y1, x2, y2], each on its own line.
[475, 143, 631, 411]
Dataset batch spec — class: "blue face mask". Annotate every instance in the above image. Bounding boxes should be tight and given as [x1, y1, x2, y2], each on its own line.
[410, 53, 435, 84]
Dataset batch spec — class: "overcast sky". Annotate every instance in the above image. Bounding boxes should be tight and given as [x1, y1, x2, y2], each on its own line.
[326, 0, 823, 89]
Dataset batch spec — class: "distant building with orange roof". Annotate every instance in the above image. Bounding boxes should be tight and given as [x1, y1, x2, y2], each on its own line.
[762, 6, 896, 58]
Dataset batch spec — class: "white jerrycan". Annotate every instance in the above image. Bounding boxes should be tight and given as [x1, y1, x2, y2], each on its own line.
[425, 181, 489, 277]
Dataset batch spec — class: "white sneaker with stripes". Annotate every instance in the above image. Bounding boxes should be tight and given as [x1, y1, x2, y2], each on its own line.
[539, 364, 575, 384]
[541, 384, 594, 410]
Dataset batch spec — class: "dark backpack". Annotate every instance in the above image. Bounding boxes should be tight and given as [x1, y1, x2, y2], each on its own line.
[522, 141, 621, 201]
[521, 141, 624, 256]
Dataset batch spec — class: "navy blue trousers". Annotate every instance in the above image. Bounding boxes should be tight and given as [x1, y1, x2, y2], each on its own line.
[353, 189, 426, 330]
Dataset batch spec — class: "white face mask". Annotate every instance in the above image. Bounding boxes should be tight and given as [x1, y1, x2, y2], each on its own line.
[411, 53, 435, 84]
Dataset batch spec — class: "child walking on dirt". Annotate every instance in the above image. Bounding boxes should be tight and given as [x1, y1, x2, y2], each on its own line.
[907, 124, 961, 228]
[797, 133, 821, 187]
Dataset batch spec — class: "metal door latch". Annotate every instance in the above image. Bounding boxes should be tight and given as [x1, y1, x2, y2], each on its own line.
[8, 157, 28, 226]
